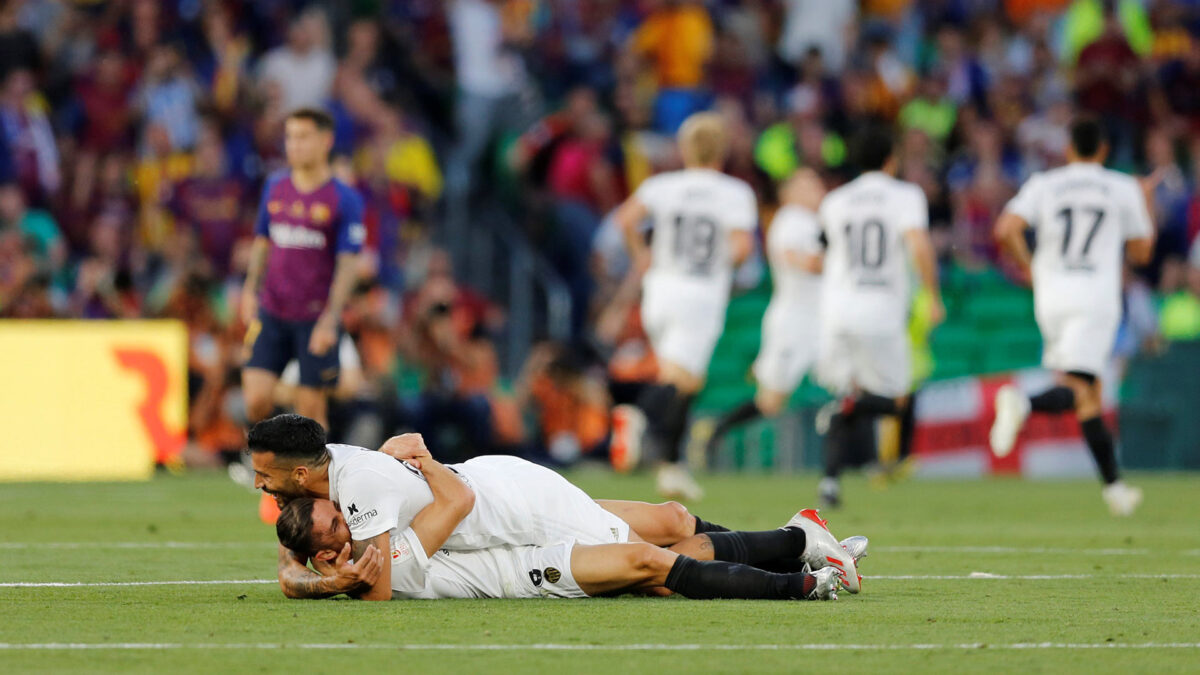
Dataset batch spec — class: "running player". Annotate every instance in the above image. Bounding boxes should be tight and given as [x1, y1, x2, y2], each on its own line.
[612, 112, 758, 500]
[990, 117, 1155, 516]
[815, 128, 944, 508]
[240, 108, 365, 430]
[697, 169, 826, 452]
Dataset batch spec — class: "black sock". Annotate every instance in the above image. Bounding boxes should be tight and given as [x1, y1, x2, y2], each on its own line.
[1030, 386, 1075, 413]
[823, 412, 849, 479]
[664, 556, 815, 600]
[706, 528, 806, 565]
[693, 516, 729, 534]
[636, 384, 677, 458]
[711, 401, 762, 446]
[898, 394, 917, 461]
[854, 393, 900, 416]
[753, 557, 810, 574]
[1080, 416, 1119, 484]
[661, 390, 696, 463]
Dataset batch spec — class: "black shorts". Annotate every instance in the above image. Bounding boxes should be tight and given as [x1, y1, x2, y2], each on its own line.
[244, 309, 340, 388]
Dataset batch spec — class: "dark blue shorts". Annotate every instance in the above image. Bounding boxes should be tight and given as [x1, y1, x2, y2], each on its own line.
[244, 309, 340, 388]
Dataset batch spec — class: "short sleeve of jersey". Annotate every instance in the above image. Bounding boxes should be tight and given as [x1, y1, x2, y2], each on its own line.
[771, 209, 822, 256]
[633, 175, 661, 213]
[389, 527, 433, 594]
[333, 182, 367, 254]
[1005, 173, 1044, 226]
[253, 175, 282, 238]
[1119, 175, 1153, 241]
[338, 467, 421, 541]
[725, 181, 758, 232]
[898, 184, 929, 233]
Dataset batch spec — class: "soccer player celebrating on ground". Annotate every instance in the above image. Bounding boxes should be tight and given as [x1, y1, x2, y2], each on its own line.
[814, 127, 944, 508]
[612, 112, 758, 501]
[696, 169, 826, 453]
[240, 108, 365, 430]
[991, 117, 1157, 516]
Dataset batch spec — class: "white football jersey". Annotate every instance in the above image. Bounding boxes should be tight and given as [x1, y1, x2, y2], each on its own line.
[636, 168, 757, 294]
[765, 205, 823, 318]
[325, 446, 627, 595]
[818, 171, 928, 333]
[1004, 163, 1152, 318]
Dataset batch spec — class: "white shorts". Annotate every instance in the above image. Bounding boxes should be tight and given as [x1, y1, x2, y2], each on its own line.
[1036, 309, 1118, 377]
[506, 541, 589, 599]
[641, 277, 728, 378]
[816, 326, 911, 398]
[753, 304, 819, 394]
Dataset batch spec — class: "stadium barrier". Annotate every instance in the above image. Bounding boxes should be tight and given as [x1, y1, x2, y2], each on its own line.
[0, 320, 187, 481]
[708, 343, 1200, 475]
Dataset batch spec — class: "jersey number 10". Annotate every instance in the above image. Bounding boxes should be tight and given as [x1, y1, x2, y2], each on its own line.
[842, 219, 887, 270]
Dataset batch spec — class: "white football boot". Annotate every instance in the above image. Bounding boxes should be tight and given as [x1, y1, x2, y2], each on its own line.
[785, 509, 861, 594]
[656, 463, 704, 501]
[990, 384, 1031, 458]
[839, 536, 869, 565]
[806, 566, 840, 601]
[1102, 481, 1143, 517]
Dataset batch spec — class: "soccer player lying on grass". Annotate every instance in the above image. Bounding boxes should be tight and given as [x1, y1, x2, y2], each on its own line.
[249, 414, 864, 600]
[274, 461, 863, 601]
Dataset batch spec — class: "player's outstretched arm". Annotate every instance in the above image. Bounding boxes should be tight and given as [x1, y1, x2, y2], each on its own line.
[276, 542, 382, 599]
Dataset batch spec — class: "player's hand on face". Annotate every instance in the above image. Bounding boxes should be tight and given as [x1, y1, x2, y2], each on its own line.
[331, 542, 383, 591]
[379, 433, 432, 469]
[308, 314, 338, 356]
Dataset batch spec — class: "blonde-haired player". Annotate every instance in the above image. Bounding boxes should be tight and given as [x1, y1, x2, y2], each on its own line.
[697, 169, 826, 452]
[613, 112, 757, 500]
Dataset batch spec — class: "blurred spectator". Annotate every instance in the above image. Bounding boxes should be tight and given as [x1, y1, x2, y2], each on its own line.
[515, 342, 612, 466]
[257, 10, 335, 113]
[1157, 251, 1200, 342]
[630, 0, 714, 133]
[0, 68, 59, 201]
[0, 180, 64, 280]
[777, 0, 857, 74]
[134, 44, 202, 153]
[1073, 7, 1145, 165]
[169, 124, 247, 279]
[0, 0, 40, 82]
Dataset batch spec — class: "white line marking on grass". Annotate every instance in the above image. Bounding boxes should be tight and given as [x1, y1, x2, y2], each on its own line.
[876, 546, 1150, 556]
[1, 642, 1198, 652]
[4, 574, 1200, 589]
[0, 542, 271, 550]
[0, 580, 278, 588]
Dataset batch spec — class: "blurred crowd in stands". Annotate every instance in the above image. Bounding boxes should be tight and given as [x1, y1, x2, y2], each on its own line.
[1, 0, 1199, 465]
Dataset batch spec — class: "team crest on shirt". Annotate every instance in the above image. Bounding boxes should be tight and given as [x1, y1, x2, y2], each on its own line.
[544, 567, 561, 584]
[392, 539, 412, 563]
[290, 201, 306, 217]
[310, 203, 331, 225]
[267, 200, 282, 215]
[528, 569, 543, 586]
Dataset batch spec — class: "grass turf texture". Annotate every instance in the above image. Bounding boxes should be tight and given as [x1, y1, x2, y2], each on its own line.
[1, 471, 1198, 673]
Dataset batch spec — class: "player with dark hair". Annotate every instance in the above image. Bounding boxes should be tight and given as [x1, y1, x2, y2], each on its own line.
[240, 107, 366, 430]
[813, 127, 944, 507]
[991, 116, 1157, 516]
[248, 413, 864, 599]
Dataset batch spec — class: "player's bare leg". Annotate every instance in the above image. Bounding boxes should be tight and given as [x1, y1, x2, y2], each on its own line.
[569, 542, 839, 600]
[293, 386, 330, 430]
[243, 368, 280, 424]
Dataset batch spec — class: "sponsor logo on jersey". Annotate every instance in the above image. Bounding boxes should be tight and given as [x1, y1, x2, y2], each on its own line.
[310, 203, 331, 225]
[610, 528, 620, 541]
[269, 223, 326, 249]
[528, 569, 543, 586]
[290, 201, 306, 217]
[543, 567, 561, 584]
[347, 507, 378, 529]
[347, 503, 359, 515]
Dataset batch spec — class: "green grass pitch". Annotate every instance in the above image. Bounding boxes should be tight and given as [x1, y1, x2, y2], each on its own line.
[2, 470, 1199, 673]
